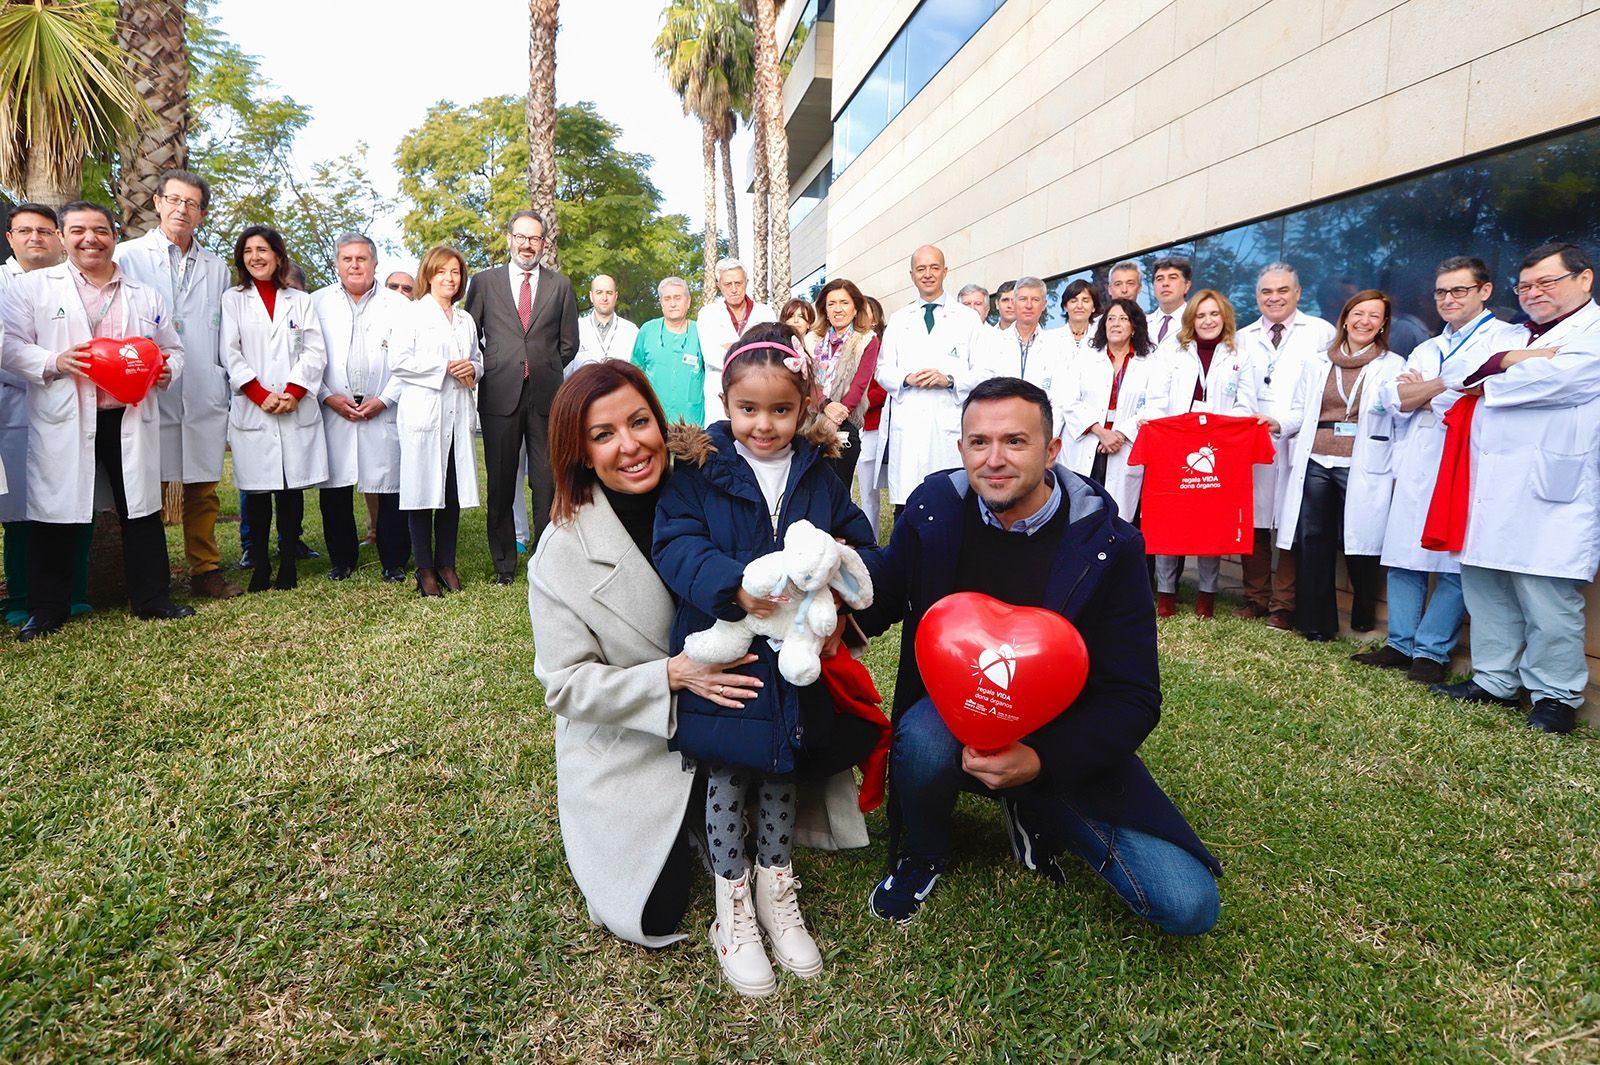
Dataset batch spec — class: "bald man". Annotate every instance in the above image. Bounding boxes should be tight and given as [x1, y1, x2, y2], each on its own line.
[571, 273, 640, 378]
[875, 244, 987, 512]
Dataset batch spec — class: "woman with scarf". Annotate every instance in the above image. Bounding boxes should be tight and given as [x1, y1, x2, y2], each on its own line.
[808, 279, 882, 490]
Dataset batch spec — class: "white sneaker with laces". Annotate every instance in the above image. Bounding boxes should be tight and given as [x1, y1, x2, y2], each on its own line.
[709, 873, 777, 996]
[753, 863, 823, 978]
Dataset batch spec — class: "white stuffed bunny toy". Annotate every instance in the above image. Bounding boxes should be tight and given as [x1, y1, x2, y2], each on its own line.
[684, 519, 874, 686]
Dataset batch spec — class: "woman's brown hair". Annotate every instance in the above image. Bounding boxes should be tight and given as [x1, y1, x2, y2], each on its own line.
[1330, 289, 1393, 354]
[415, 245, 470, 305]
[1176, 288, 1238, 349]
[231, 225, 294, 290]
[810, 278, 874, 339]
[548, 361, 670, 525]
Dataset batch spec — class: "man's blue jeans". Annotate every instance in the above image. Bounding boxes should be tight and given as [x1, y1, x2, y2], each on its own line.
[893, 696, 1219, 935]
[1384, 568, 1464, 664]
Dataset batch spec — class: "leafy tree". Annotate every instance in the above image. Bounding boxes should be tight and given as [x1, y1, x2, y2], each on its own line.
[396, 96, 702, 321]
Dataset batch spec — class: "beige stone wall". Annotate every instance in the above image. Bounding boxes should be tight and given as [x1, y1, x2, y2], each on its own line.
[825, 0, 1600, 310]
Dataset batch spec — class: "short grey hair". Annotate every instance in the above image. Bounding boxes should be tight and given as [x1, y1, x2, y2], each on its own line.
[1109, 260, 1142, 279]
[1258, 261, 1301, 286]
[1014, 275, 1047, 296]
[507, 209, 550, 236]
[956, 283, 989, 302]
[657, 276, 690, 297]
[334, 231, 377, 258]
[714, 257, 747, 281]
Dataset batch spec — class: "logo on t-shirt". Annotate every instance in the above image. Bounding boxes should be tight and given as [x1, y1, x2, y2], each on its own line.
[1184, 445, 1217, 475]
[1181, 443, 1223, 490]
[975, 643, 1018, 691]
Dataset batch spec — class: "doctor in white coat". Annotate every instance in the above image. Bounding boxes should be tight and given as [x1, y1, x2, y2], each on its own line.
[695, 258, 776, 424]
[390, 245, 482, 598]
[1271, 290, 1403, 642]
[569, 274, 639, 378]
[113, 169, 238, 600]
[1153, 289, 1259, 618]
[876, 244, 986, 509]
[0, 201, 191, 639]
[1354, 257, 1524, 685]
[1146, 256, 1193, 361]
[1061, 298, 1165, 521]
[1047, 278, 1103, 359]
[222, 225, 328, 593]
[312, 232, 411, 582]
[1430, 243, 1600, 735]
[1234, 263, 1336, 628]
[973, 276, 1075, 438]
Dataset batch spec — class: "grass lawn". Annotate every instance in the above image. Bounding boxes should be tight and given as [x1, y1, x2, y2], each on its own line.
[3, 456, 1599, 1062]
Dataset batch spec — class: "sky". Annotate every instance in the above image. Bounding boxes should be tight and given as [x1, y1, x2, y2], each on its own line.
[211, 0, 754, 270]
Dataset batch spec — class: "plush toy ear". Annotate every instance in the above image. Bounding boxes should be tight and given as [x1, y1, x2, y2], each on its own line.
[829, 545, 874, 609]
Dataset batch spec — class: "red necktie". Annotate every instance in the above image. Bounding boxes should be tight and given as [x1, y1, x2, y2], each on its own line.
[518, 271, 533, 378]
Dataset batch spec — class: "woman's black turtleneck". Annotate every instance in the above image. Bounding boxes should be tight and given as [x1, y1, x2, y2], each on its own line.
[601, 479, 665, 560]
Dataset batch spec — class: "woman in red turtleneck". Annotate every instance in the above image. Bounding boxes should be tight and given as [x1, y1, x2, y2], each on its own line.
[221, 225, 329, 592]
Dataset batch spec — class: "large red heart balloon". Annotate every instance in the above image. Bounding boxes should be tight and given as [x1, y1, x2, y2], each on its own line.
[83, 336, 165, 406]
[914, 592, 1089, 752]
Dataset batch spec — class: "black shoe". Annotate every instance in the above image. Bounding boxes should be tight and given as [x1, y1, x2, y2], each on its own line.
[136, 601, 196, 621]
[247, 565, 273, 594]
[274, 564, 298, 591]
[1429, 679, 1519, 707]
[1000, 797, 1067, 886]
[382, 567, 407, 583]
[238, 551, 259, 570]
[1351, 644, 1412, 670]
[416, 568, 444, 598]
[327, 565, 354, 581]
[1301, 630, 1332, 643]
[869, 856, 949, 924]
[1405, 658, 1446, 685]
[1527, 700, 1577, 735]
[17, 614, 64, 642]
[493, 573, 515, 586]
[291, 539, 319, 561]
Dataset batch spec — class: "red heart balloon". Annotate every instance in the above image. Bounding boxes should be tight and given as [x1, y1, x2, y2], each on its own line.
[914, 592, 1089, 751]
[83, 336, 165, 406]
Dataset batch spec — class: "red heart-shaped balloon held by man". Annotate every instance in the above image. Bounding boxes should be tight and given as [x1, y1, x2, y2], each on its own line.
[83, 336, 165, 406]
[914, 592, 1089, 752]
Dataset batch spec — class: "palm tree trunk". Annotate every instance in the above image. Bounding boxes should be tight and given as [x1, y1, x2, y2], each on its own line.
[115, 0, 188, 238]
[750, 111, 770, 305]
[23, 151, 80, 209]
[719, 129, 739, 261]
[701, 120, 718, 300]
[752, 0, 789, 298]
[527, 0, 560, 270]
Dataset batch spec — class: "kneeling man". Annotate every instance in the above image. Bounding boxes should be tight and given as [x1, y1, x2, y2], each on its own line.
[857, 377, 1220, 933]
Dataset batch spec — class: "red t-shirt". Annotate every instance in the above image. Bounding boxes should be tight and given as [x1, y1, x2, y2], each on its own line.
[1128, 412, 1275, 555]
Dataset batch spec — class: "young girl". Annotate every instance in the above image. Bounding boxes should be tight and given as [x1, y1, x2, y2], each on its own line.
[653, 322, 875, 997]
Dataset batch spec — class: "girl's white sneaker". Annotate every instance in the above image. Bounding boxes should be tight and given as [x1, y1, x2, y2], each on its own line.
[753, 863, 823, 978]
[710, 873, 777, 996]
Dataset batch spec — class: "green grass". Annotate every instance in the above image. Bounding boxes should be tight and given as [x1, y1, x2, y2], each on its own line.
[2, 458, 1599, 1062]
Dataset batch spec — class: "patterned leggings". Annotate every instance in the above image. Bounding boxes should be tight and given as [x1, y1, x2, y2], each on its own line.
[704, 765, 795, 881]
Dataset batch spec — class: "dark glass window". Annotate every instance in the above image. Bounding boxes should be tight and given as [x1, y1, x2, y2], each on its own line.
[789, 167, 832, 229]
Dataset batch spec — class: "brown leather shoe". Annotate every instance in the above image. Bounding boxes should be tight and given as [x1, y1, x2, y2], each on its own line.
[1234, 602, 1269, 620]
[190, 570, 242, 599]
[437, 566, 462, 592]
[1156, 592, 1178, 618]
[1195, 591, 1215, 619]
[1265, 610, 1294, 631]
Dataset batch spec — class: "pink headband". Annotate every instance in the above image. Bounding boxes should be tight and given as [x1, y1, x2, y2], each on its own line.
[722, 340, 808, 387]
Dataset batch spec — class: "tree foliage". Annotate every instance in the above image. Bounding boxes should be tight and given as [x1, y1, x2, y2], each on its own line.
[396, 96, 702, 320]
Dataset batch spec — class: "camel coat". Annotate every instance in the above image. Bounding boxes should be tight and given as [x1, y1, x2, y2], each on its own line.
[529, 489, 869, 948]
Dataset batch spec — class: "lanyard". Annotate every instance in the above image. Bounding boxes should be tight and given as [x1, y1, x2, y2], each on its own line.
[1016, 329, 1037, 377]
[86, 284, 123, 336]
[1332, 352, 1374, 420]
[726, 299, 752, 335]
[1440, 311, 1494, 365]
[592, 315, 617, 357]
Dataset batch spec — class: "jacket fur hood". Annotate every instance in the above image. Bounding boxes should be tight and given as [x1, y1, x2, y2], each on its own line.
[666, 418, 843, 467]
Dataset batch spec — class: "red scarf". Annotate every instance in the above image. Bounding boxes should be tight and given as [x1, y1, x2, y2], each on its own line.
[1421, 395, 1478, 550]
[818, 650, 890, 813]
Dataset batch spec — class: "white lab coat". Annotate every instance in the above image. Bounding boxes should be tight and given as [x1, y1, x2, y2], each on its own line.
[695, 298, 777, 422]
[1159, 339, 1257, 417]
[312, 283, 410, 494]
[113, 229, 230, 483]
[390, 298, 483, 511]
[1273, 350, 1405, 554]
[1377, 312, 1524, 573]
[1061, 348, 1166, 519]
[972, 323, 1078, 438]
[222, 285, 328, 491]
[1044, 321, 1098, 361]
[0, 263, 185, 523]
[0, 267, 19, 518]
[570, 312, 640, 378]
[875, 294, 986, 505]
[1237, 311, 1336, 528]
[1444, 301, 1600, 581]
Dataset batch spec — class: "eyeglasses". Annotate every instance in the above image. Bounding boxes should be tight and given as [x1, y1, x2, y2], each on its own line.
[1512, 271, 1579, 295]
[510, 234, 545, 246]
[159, 193, 204, 211]
[386, 281, 413, 293]
[1433, 284, 1485, 300]
[8, 225, 56, 237]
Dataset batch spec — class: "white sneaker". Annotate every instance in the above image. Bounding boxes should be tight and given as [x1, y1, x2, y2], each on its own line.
[753, 863, 823, 978]
[709, 873, 776, 997]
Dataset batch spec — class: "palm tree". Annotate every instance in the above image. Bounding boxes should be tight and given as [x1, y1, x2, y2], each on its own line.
[744, 0, 788, 299]
[115, 0, 189, 238]
[0, 0, 145, 208]
[527, 0, 560, 270]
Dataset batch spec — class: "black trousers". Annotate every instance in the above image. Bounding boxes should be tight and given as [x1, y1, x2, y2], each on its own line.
[245, 489, 304, 567]
[482, 377, 552, 577]
[320, 487, 409, 572]
[822, 419, 861, 491]
[28, 408, 172, 622]
[1295, 463, 1381, 636]
[407, 452, 461, 571]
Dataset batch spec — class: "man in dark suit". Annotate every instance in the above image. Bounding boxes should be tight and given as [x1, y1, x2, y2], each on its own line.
[463, 210, 580, 583]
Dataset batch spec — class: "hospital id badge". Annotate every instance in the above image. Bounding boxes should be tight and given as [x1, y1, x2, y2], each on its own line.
[1334, 422, 1357, 438]
[292, 328, 305, 355]
[682, 351, 700, 369]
